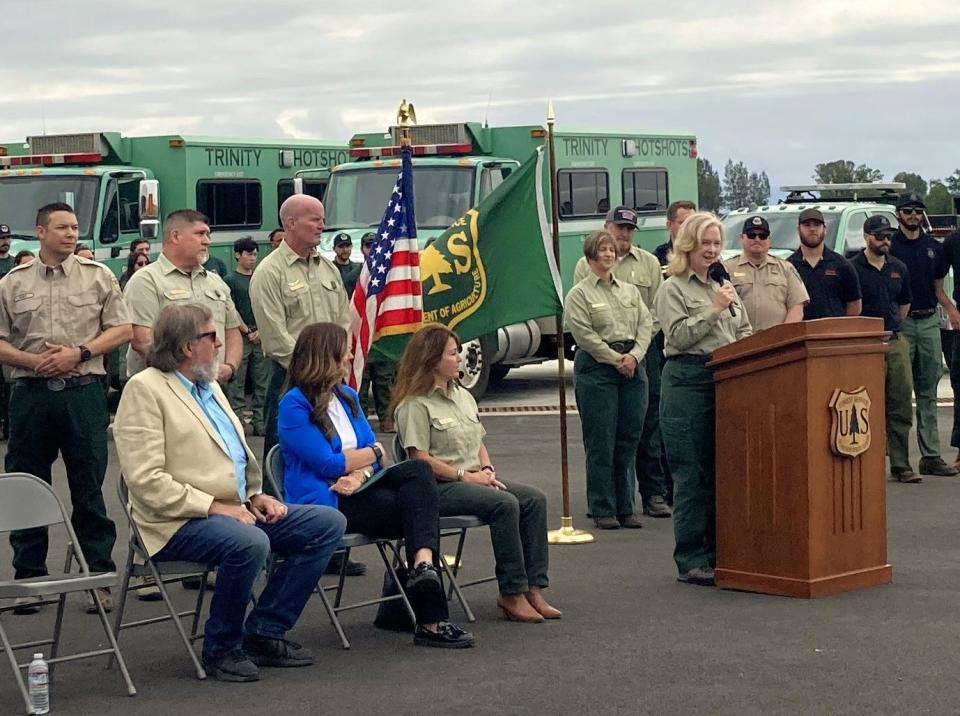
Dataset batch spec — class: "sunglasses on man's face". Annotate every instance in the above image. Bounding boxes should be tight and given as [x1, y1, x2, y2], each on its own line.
[745, 233, 770, 240]
[899, 207, 923, 216]
[195, 331, 217, 342]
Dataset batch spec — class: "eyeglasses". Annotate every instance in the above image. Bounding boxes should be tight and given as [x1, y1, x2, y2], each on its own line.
[871, 235, 892, 242]
[195, 331, 217, 342]
[899, 207, 923, 216]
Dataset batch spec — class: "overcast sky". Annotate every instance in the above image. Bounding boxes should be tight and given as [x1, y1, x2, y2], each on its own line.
[3, 0, 960, 198]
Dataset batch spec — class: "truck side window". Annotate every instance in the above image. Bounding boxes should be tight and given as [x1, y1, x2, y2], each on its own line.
[277, 179, 327, 224]
[479, 167, 505, 201]
[557, 170, 608, 220]
[623, 169, 668, 213]
[197, 180, 263, 229]
[843, 212, 868, 256]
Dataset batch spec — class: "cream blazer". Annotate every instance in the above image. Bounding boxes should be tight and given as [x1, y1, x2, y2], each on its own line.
[114, 367, 263, 555]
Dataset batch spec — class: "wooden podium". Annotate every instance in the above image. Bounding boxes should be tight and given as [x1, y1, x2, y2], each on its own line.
[709, 317, 893, 598]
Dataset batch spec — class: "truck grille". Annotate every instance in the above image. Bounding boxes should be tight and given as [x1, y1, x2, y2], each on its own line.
[390, 124, 469, 146]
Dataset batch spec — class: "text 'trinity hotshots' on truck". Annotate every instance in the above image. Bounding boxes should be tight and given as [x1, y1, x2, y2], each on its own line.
[320, 119, 699, 398]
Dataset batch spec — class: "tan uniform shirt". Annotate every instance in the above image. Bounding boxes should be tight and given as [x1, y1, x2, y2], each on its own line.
[123, 253, 241, 377]
[395, 383, 486, 471]
[0, 254, 129, 378]
[723, 253, 809, 331]
[565, 274, 653, 367]
[249, 241, 349, 369]
[573, 246, 662, 331]
[654, 269, 753, 357]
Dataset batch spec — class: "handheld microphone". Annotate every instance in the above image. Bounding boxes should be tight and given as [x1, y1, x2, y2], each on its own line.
[707, 262, 736, 318]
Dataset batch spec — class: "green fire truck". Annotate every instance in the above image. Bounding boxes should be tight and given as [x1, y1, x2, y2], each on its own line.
[322, 120, 698, 397]
[0, 132, 348, 272]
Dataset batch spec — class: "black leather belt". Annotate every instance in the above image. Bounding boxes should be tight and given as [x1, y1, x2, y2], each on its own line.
[908, 309, 937, 319]
[606, 340, 636, 354]
[16, 375, 100, 392]
[666, 354, 711, 365]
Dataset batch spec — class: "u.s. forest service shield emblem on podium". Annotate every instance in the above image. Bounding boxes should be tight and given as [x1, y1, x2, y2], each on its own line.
[829, 387, 872, 458]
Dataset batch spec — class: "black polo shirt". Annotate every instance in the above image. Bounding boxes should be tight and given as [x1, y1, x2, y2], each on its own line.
[787, 246, 862, 319]
[851, 251, 912, 333]
[889, 229, 947, 311]
[654, 241, 671, 267]
[941, 230, 960, 304]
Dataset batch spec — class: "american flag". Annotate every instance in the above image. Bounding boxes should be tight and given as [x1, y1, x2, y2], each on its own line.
[347, 144, 421, 389]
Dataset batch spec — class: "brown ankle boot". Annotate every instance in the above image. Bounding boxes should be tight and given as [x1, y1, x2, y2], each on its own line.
[524, 588, 562, 619]
[497, 593, 544, 623]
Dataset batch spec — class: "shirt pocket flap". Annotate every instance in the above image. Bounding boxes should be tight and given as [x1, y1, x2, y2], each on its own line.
[321, 279, 340, 292]
[429, 416, 455, 431]
[66, 290, 100, 307]
[162, 289, 190, 301]
[12, 296, 41, 313]
[203, 288, 227, 303]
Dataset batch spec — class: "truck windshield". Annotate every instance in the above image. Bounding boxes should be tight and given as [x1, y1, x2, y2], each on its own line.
[0, 175, 99, 240]
[325, 166, 474, 230]
[722, 212, 841, 253]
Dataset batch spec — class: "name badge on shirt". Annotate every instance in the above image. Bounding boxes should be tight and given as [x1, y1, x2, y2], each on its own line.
[287, 280, 306, 292]
[824, 268, 838, 276]
[891, 271, 902, 279]
[733, 272, 746, 278]
[591, 302, 607, 309]
[166, 288, 189, 298]
[689, 298, 705, 305]
[436, 417, 454, 426]
[13, 292, 34, 302]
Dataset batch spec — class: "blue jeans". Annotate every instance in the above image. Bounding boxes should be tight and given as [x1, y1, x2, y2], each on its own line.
[153, 504, 346, 660]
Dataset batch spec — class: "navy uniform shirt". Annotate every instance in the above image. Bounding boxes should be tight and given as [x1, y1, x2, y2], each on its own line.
[654, 241, 671, 267]
[941, 230, 960, 304]
[889, 229, 946, 311]
[787, 246, 862, 319]
[851, 251, 912, 333]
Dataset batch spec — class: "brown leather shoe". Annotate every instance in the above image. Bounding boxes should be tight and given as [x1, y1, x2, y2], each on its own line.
[891, 466, 921, 483]
[593, 516, 620, 530]
[524, 587, 562, 619]
[497, 594, 544, 623]
[918, 456, 958, 476]
[618, 513, 643, 529]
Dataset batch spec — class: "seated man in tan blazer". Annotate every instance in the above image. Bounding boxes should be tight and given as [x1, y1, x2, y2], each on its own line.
[114, 302, 346, 683]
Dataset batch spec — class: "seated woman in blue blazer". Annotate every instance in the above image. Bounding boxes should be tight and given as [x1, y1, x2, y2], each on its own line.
[278, 322, 473, 649]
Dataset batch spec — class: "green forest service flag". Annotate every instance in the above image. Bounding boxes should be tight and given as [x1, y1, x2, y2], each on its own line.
[419, 146, 563, 342]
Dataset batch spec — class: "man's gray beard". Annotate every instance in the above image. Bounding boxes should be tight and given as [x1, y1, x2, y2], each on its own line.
[193, 358, 220, 385]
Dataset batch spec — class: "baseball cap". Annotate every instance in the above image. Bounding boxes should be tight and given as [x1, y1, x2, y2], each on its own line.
[741, 216, 770, 236]
[360, 232, 376, 247]
[798, 208, 825, 224]
[605, 206, 639, 229]
[863, 215, 895, 236]
[332, 232, 352, 247]
[896, 192, 926, 210]
[0, 224, 10, 238]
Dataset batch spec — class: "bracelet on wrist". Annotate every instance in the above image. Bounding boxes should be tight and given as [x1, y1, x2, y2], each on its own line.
[481, 465, 495, 473]
[456, 467, 465, 482]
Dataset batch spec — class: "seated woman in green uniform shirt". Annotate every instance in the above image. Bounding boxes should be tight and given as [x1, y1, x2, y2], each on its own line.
[393, 324, 561, 624]
[566, 230, 653, 530]
[654, 212, 752, 587]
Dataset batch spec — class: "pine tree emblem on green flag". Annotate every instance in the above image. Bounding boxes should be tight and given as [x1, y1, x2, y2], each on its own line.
[420, 146, 563, 342]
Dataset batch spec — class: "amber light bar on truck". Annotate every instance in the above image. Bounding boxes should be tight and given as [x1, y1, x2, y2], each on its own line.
[348, 143, 472, 159]
[0, 152, 103, 168]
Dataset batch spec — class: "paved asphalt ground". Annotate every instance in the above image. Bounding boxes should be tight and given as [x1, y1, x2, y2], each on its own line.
[1, 411, 960, 715]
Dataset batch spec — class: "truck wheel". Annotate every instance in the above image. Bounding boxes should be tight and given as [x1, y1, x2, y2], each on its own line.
[459, 335, 493, 401]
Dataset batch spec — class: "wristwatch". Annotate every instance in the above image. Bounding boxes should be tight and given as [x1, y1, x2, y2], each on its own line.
[78, 345, 92, 363]
[372, 444, 383, 461]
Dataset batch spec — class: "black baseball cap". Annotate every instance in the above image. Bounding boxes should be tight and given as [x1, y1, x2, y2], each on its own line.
[360, 232, 376, 247]
[863, 215, 895, 236]
[896, 192, 925, 210]
[798, 208, 825, 224]
[0, 224, 10, 238]
[333, 232, 352, 247]
[741, 216, 770, 237]
[605, 206, 639, 229]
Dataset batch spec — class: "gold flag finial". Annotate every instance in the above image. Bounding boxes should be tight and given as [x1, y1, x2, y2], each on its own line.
[397, 99, 417, 127]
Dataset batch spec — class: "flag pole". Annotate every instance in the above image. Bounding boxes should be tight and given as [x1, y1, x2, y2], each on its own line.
[546, 100, 594, 546]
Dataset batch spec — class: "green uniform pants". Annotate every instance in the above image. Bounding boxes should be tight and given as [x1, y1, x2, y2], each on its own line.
[436, 479, 548, 595]
[885, 335, 914, 470]
[635, 341, 667, 502]
[6, 381, 116, 579]
[226, 337, 270, 428]
[360, 360, 397, 421]
[902, 314, 942, 457]
[574, 350, 647, 519]
[660, 357, 715, 574]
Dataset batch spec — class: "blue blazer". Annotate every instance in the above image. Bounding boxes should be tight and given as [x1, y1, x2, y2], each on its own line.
[278, 385, 381, 508]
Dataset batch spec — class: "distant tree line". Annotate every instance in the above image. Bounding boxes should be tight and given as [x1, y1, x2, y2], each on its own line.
[696, 156, 960, 215]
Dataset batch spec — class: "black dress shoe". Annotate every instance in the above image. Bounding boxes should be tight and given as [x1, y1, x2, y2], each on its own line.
[405, 561, 442, 595]
[325, 553, 366, 576]
[242, 635, 314, 667]
[618, 513, 643, 529]
[413, 621, 476, 649]
[677, 566, 716, 586]
[203, 648, 260, 682]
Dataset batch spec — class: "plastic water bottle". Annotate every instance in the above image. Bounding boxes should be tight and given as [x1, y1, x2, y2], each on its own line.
[28, 652, 49, 714]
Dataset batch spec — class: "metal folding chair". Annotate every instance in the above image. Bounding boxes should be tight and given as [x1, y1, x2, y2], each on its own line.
[0, 472, 136, 714]
[392, 435, 496, 622]
[110, 476, 211, 680]
[264, 445, 416, 649]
